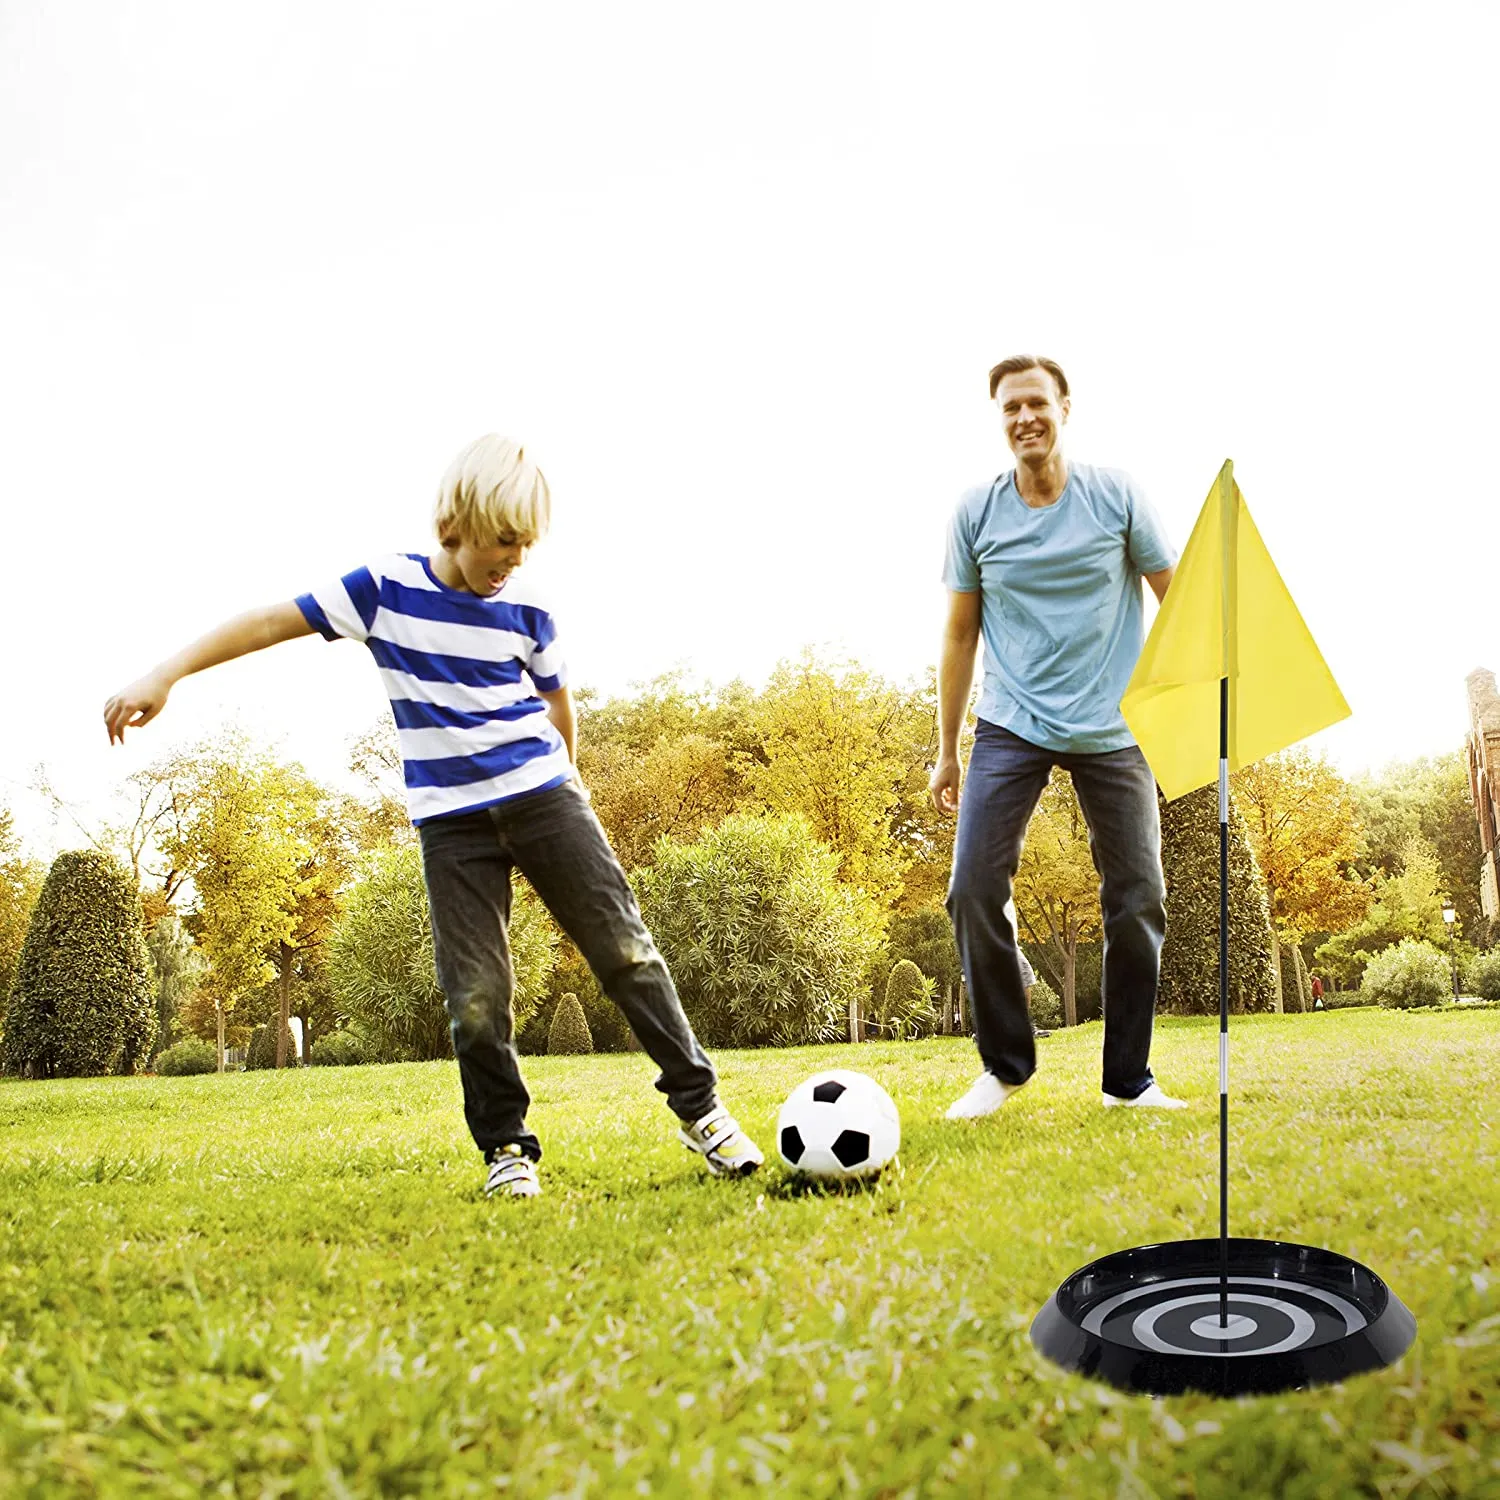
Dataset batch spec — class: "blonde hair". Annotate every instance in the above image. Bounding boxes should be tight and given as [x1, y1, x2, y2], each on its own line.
[433, 435, 552, 546]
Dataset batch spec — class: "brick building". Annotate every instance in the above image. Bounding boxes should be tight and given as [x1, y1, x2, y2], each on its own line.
[1466, 668, 1500, 923]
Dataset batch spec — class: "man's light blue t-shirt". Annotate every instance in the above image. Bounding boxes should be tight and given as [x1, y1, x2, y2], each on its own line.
[942, 462, 1176, 754]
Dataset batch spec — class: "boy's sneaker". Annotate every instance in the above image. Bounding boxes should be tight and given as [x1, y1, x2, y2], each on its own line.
[485, 1143, 541, 1198]
[680, 1104, 764, 1177]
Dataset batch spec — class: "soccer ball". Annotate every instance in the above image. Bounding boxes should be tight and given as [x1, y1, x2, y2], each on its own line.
[776, 1069, 900, 1180]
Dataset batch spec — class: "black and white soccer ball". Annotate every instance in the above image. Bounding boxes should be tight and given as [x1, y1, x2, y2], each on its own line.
[776, 1069, 900, 1180]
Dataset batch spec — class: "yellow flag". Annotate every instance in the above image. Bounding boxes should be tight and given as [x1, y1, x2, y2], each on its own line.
[1120, 460, 1350, 801]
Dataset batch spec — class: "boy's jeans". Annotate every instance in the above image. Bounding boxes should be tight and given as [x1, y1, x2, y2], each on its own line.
[945, 720, 1167, 1099]
[418, 779, 719, 1162]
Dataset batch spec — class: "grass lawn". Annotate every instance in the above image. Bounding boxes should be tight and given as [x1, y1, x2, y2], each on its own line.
[1, 1008, 1497, 1498]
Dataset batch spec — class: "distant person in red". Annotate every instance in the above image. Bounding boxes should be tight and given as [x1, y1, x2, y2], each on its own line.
[1311, 975, 1324, 1006]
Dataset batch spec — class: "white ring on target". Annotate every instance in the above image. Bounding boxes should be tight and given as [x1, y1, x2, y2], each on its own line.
[1190, 1312, 1256, 1340]
[1133, 1294, 1317, 1356]
[1079, 1276, 1367, 1338]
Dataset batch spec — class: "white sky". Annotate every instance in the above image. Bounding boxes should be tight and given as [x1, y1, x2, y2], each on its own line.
[3, 1, 1497, 856]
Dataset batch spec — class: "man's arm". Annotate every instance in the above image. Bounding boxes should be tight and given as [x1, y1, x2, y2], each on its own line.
[538, 684, 576, 764]
[1144, 565, 1175, 605]
[929, 590, 982, 814]
[104, 600, 316, 744]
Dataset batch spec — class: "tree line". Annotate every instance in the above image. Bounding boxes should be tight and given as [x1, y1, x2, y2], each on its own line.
[0, 651, 1490, 1076]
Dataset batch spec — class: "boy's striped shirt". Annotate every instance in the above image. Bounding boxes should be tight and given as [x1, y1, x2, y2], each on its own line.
[296, 553, 571, 824]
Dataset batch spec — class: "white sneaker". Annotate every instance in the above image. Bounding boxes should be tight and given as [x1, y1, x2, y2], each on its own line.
[485, 1143, 541, 1198]
[945, 1072, 1023, 1120]
[1102, 1082, 1188, 1110]
[679, 1103, 764, 1177]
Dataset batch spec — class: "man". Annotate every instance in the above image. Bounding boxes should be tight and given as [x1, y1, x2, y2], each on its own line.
[931, 355, 1186, 1119]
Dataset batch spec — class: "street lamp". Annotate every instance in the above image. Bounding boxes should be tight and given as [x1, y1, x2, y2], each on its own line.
[1442, 901, 1459, 1002]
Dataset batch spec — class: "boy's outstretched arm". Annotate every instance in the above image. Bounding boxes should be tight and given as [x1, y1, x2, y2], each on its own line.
[104, 600, 316, 744]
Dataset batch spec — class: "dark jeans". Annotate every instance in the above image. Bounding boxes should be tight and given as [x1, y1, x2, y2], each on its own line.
[418, 779, 719, 1161]
[946, 720, 1166, 1099]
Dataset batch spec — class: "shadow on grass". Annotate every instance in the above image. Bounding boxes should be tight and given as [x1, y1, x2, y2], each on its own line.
[765, 1158, 905, 1202]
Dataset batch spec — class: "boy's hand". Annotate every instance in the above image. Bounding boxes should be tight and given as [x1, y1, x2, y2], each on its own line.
[104, 672, 173, 744]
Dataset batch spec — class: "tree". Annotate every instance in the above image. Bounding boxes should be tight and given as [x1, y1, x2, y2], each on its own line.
[581, 733, 737, 872]
[327, 843, 556, 1061]
[0, 806, 46, 1036]
[884, 667, 973, 915]
[739, 652, 914, 908]
[345, 717, 415, 853]
[636, 813, 885, 1048]
[159, 736, 323, 1070]
[1353, 751, 1486, 944]
[266, 780, 356, 1067]
[31, 754, 200, 927]
[1, 850, 156, 1078]
[1316, 835, 1451, 988]
[1157, 787, 1278, 1016]
[1233, 751, 1372, 1012]
[1013, 774, 1101, 1026]
[144, 913, 204, 1057]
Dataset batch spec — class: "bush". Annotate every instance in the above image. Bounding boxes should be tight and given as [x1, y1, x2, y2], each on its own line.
[1360, 940, 1450, 1010]
[327, 844, 556, 1062]
[885, 907, 959, 997]
[518, 939, 634, 1055]
[246, 1022, 296, 1070]
[1467, 950, 1500, 1002]
[1321, 989, 1375, 1010]
[879, 959, 936, 1039]
[1, 850, 157, 1078]
[636, 813, 884, 1048]
[155, 1037, 217, 1076]
[547, 993, 593, 1054]
[1029, 975, 1062, 1030]
[310, 1030, 373, 1067]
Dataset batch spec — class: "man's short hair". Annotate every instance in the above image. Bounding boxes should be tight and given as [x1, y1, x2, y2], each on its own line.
[988, 355, 1070, 402]
[434, 435, 552, 546]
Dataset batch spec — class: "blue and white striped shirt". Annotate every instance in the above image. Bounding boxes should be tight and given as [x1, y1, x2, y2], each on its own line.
[296, 553, 571, 825]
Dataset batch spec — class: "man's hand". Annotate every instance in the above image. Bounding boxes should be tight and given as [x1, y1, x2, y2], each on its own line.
[104, 672, 174, 745]
[930, 751, 962, 814]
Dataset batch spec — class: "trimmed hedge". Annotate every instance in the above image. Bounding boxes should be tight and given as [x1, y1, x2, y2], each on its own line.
[1158, 788, 1278, 1016]
[547, 992, 593, 1055]
[310, 1030, 374, 1067]
[155, 1037, 217, 1076]
[1029, 976, 1062, 1030]
[1, 850, 156, 1078]
[879, 959, 935, 1039]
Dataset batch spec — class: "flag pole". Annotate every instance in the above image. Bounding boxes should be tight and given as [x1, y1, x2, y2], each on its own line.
[1218, 461, 1239, 1331]
[1218, 676, 1230, 1329]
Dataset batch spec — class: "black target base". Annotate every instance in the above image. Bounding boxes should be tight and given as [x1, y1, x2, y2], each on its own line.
[1031, 1238, 1415, 1397]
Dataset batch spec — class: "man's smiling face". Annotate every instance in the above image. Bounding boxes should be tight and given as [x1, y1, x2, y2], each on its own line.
[995, 366, 1070, 464]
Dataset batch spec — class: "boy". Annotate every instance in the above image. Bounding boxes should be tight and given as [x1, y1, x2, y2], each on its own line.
[104, 434, 764, 1198]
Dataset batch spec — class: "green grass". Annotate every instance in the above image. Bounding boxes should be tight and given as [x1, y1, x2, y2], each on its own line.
[1, 1010, 1497, 1498]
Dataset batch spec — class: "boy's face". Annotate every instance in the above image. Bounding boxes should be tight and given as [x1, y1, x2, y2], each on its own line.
[440, 529, 533, 595]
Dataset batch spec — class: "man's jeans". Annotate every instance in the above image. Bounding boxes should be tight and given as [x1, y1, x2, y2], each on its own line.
[946, 720, 1166, 1099]
[418, 779, 719, 1161]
